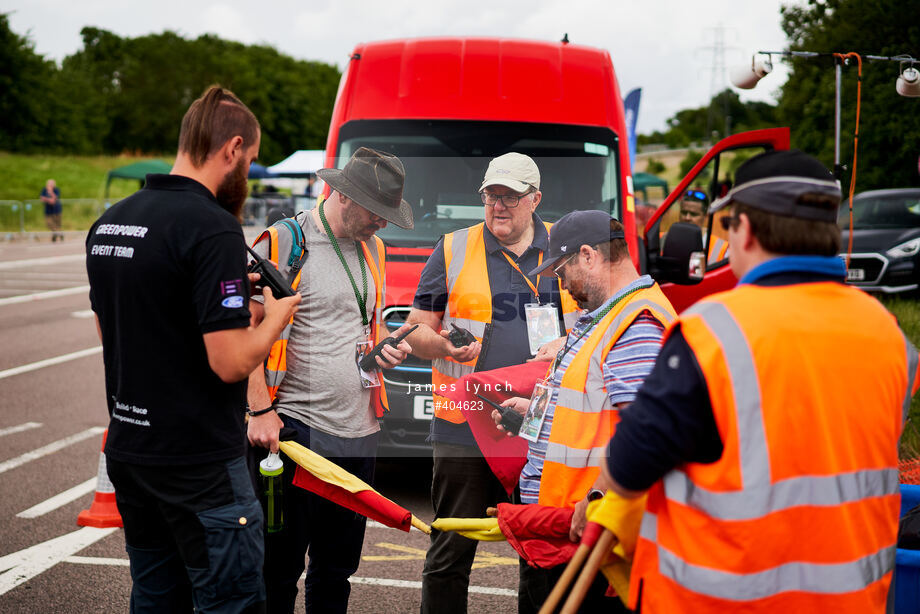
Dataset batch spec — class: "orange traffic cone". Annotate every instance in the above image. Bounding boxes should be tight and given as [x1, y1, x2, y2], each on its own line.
[77, 429, 122, 528]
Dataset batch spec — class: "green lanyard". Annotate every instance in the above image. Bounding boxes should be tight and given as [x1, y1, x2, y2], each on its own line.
[550, 280, 654, 375]
[318, 201, 369, 326]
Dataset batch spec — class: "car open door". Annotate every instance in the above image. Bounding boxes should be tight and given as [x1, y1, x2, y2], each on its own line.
[643, 127, 791, 312]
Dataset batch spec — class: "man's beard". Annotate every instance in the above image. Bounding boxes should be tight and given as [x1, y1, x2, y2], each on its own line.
[216, 158, 249, 219]
[341, 200, 381, 240]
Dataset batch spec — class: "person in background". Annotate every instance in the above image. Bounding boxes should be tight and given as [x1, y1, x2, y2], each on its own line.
[679, 188, 729, 264]
[601, 150, 920, 613]
[41, 179, 63, 241]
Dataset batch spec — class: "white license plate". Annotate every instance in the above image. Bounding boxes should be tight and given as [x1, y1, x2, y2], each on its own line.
[847, 268, 865, 281]
[413, 395, 434, 420]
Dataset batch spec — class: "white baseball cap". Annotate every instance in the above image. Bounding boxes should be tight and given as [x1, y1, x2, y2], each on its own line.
[479, 152, 541, 193]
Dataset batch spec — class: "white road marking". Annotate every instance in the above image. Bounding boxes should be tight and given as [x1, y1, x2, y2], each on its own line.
[16, 478, 98, 519]
[65, 556, 128, 567]
[71, 309, 95, 319]
[0, 422, 42, 438]
[0, 427, 105, 475]
[0, 527, 117, 595]
[60, 558, 517, 597]
[0, 346, 102, 380]
[0, 285, 90, 306]
[350, 576, 516, 597]
[0, 254, 85, 271]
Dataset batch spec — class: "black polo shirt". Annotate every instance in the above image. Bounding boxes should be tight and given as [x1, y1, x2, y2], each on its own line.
[414, 215, 570, 445]
[87, 174, 252, 465]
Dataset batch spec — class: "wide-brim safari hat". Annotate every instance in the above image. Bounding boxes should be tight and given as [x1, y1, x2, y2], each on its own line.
[317, 147, 414, 229]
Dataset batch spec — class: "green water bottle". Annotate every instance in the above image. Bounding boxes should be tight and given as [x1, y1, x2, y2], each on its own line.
[259, 452, 284, 533]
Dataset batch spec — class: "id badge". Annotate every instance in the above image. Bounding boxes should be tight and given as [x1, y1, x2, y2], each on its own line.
[518, 383, 551, 442]
[355, 340, 381, 388]
[525, 303, 561, 356]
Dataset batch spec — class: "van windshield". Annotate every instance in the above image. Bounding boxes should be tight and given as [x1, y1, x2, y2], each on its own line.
[335, 120, 622, 248]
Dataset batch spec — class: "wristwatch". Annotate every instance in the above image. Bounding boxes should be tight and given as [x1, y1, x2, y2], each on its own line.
[587, 489, 604, 502]
[246, 406, 276, 417]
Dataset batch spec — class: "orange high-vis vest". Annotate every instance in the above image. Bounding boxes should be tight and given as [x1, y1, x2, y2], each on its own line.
[431, 222, 580, 424]
[254, 211, 390, 415]
[707, 236, 729, 264]
[538, 284, 676, 508]
[629, 282, 920, 614]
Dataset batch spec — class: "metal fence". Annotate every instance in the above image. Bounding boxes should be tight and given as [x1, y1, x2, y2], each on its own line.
[0, 198, 110, 237]
[0, 195, 311, 238]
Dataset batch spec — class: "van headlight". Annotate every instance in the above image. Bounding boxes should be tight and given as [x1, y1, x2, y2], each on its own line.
[886, 238, 920, 259]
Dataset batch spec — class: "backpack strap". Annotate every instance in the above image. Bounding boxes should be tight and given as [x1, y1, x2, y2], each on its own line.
[277, 216, 308, 281]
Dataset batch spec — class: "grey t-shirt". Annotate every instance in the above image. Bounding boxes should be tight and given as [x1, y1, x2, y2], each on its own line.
[253, 210, 379, 438]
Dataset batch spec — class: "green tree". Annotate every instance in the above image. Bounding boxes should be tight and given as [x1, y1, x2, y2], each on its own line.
[778, 0, 920, 190]
[639, 90, 777, 148]
[62, 28, 342, 161]
[0, 13, 58, 151]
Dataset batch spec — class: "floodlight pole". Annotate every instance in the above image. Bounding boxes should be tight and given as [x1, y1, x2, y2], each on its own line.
[835, 60, 842, 175]
[753, 50, 918, 180]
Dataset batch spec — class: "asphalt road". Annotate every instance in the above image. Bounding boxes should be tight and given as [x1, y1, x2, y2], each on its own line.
[0, 233, 520, 613]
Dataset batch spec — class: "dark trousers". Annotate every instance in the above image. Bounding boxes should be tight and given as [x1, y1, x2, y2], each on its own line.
[420, 442, 510, 614]
[260, 415, 378, 614]
[518, 557, 631, 613]
[107, 456, 266, 614]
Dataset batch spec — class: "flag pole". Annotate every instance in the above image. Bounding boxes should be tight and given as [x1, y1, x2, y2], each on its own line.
[560, 529, 617, 614]
[411, 515, 431, 534]
[537, 541, 593, 614]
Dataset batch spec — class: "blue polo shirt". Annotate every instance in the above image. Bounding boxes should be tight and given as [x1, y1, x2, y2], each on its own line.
[414, 214, 572, 446]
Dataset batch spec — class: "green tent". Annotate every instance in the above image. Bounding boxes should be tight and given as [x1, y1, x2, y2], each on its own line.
[105, 160, 173, 197]
[633, 172, 669, 203]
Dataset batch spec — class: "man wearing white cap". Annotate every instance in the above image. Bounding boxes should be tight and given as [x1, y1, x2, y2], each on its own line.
[405, 153, 579, 613]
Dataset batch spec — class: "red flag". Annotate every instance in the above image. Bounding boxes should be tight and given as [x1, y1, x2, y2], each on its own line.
[495, 502, 583, 569]
[441, 361, 551, 495]
[281, 440, 428, 533]
[292, 466, 412, 531]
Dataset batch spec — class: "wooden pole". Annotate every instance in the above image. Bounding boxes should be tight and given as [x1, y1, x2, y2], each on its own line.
[537, 542, 592, 614]
[560, 529, 617, 614]
[411, 515, 431, 534]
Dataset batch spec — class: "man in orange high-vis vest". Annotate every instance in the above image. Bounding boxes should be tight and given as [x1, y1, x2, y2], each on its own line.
[679, 189, 729, 264]
[491, 210, 676, 613]
[600, 150, 920, 614]
[405, 153, 579, 614]
[246, 148, 414, 614]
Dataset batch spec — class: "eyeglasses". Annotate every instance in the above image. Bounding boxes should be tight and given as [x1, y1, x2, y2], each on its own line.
[719, 215, 739, 231]
[553, 254, 576, 279]
[480, 188, 534, 208]
[684, 189, 707, 203]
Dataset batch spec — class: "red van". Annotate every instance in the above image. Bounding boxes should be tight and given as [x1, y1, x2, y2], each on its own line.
[323, 37, 789, 455]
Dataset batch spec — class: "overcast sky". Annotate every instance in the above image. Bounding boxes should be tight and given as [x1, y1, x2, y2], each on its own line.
[6, 0, 798, 134]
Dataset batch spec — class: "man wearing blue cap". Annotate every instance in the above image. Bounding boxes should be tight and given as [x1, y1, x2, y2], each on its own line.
[600, 150, 920, 613]
[492, 210, 677, 612]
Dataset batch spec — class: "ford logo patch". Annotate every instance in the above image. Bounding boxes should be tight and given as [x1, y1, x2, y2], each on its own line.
[222, 296, 245, 308]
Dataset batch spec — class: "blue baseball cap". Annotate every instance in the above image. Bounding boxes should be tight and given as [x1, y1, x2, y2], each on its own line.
[529, 210, 625, 276]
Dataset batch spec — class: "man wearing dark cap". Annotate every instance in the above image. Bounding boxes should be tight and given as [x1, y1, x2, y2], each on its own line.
[490, 210, 676, 612]
[246, 147, 414, 614]
[600, 150, 920, 613]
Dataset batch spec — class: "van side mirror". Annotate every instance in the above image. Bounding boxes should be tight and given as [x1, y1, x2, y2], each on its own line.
[653, 222, 705, 285]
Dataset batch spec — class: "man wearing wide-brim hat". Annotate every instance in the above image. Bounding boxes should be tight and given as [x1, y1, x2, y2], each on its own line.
[247, 147, 414, 614]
